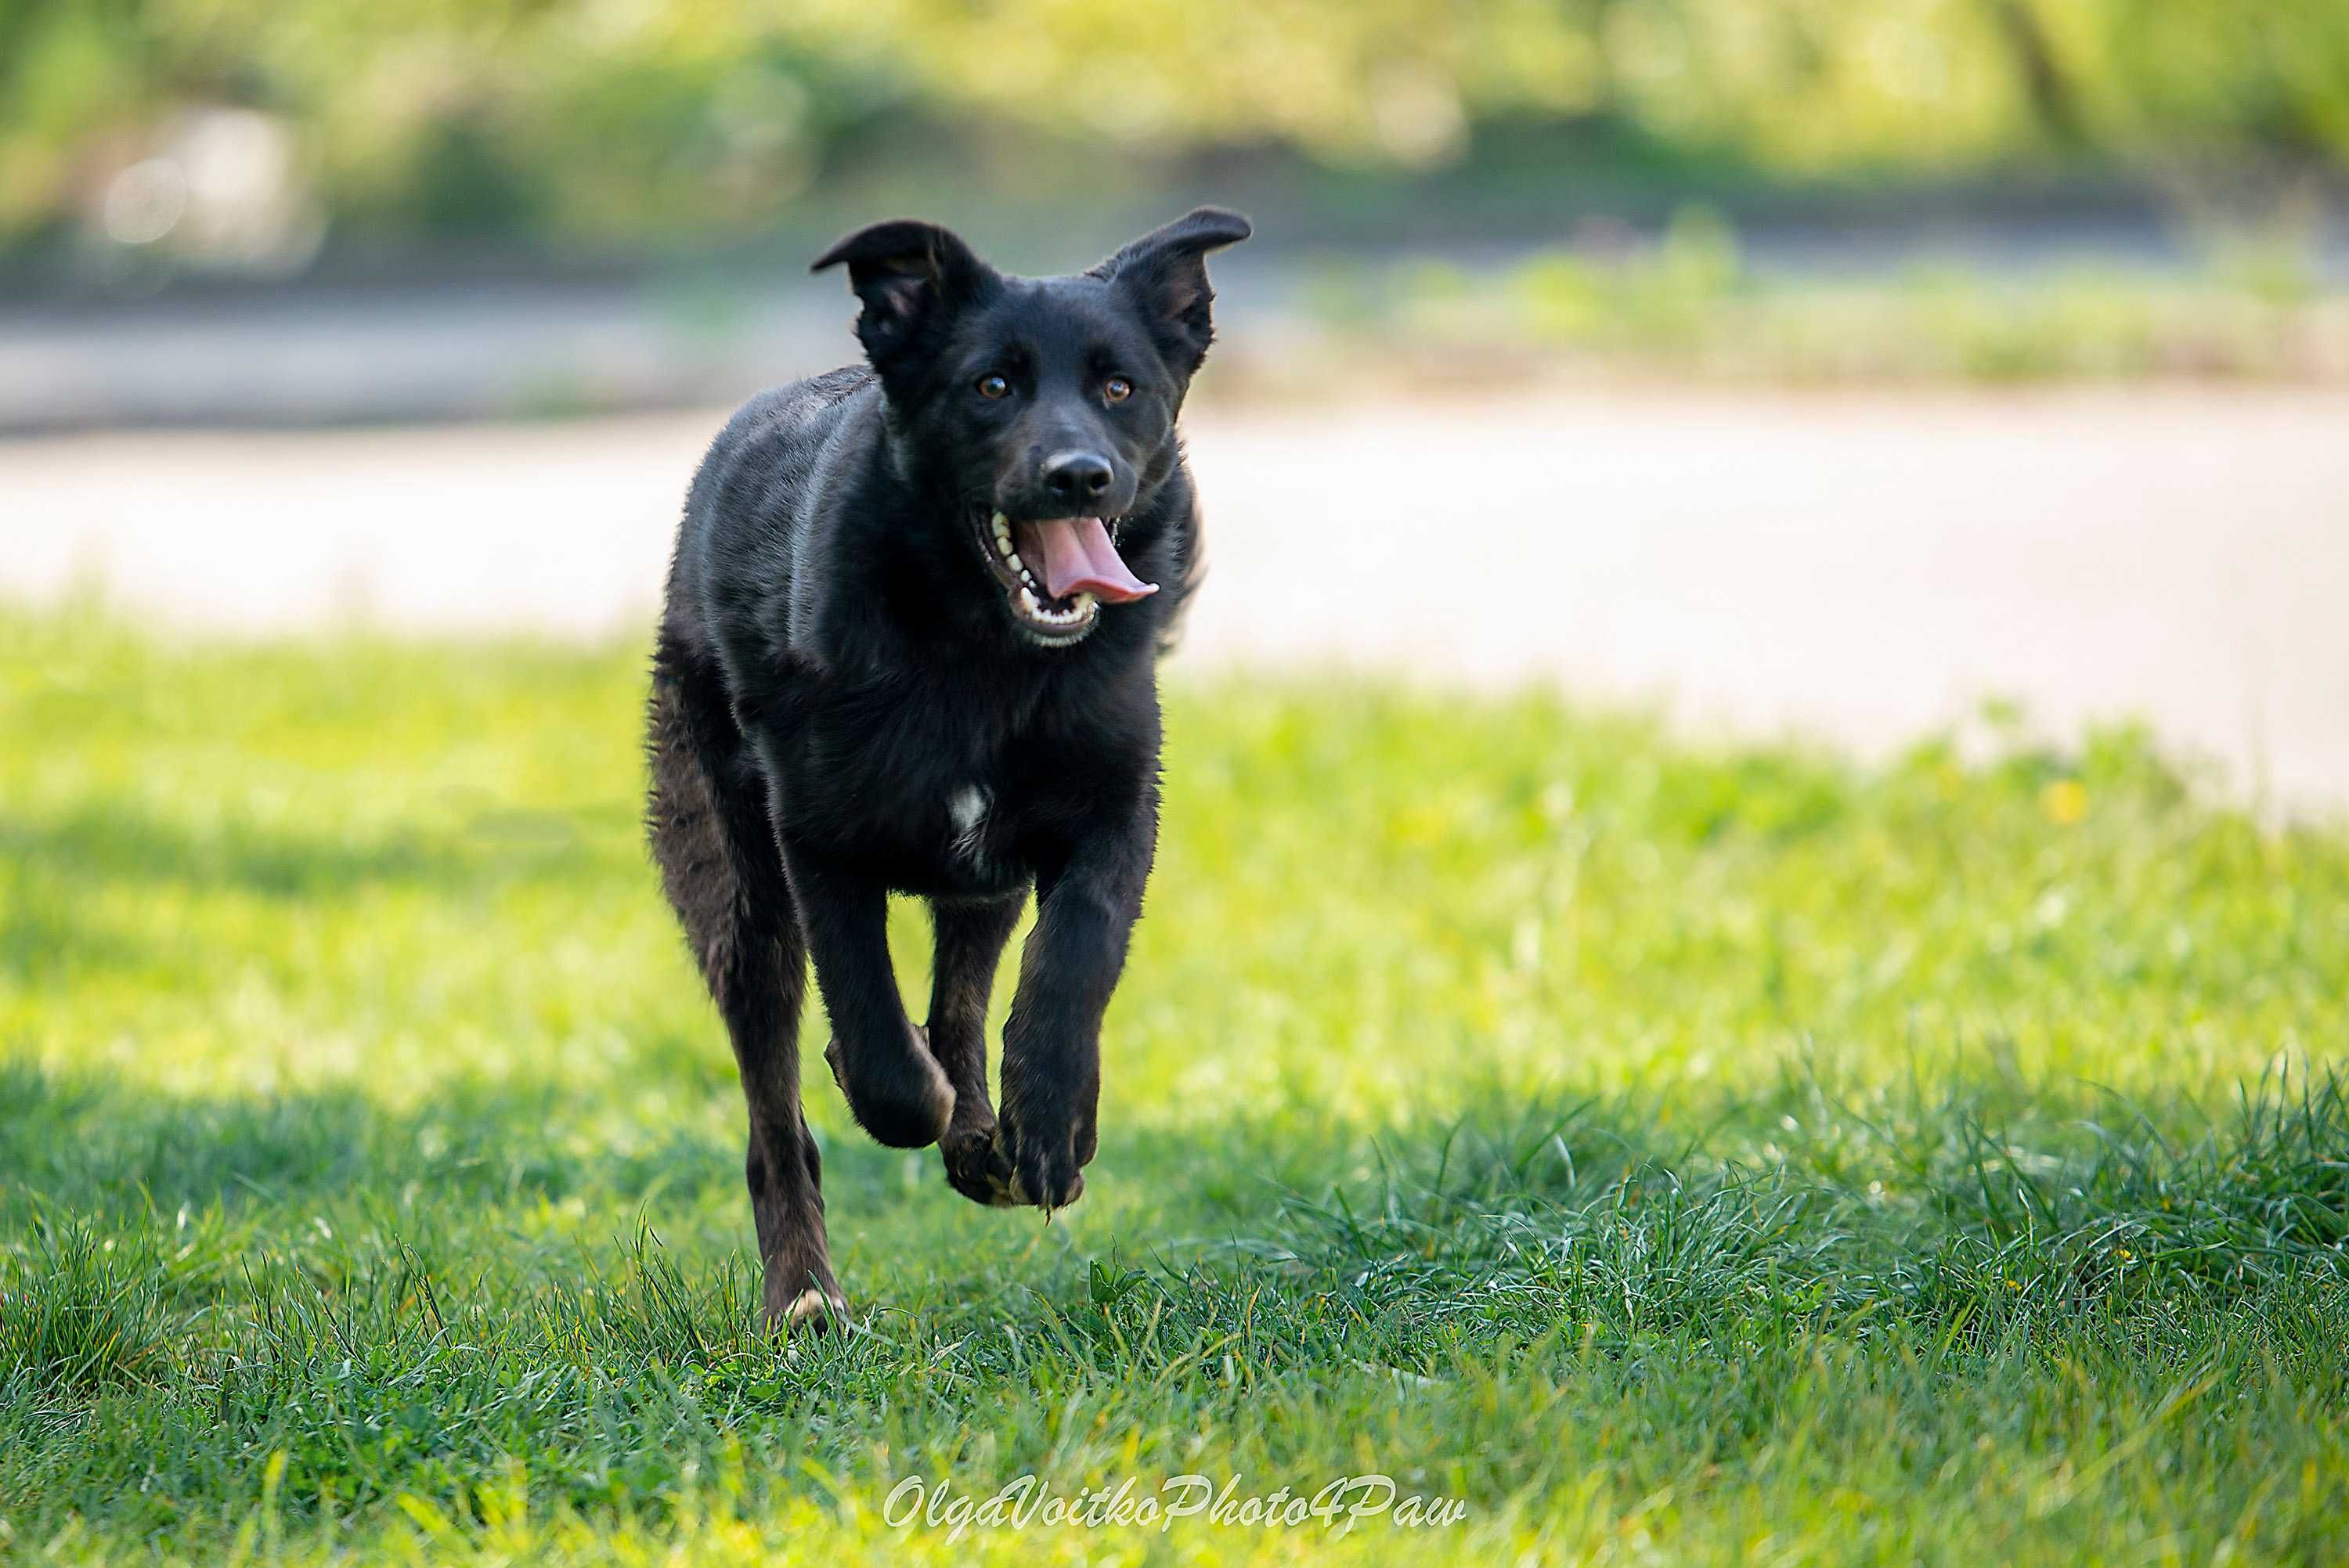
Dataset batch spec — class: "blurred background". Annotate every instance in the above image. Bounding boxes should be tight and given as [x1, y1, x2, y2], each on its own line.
[5, 0, 2349, 803]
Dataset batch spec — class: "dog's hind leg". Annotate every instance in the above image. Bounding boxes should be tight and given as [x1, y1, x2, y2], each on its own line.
[929, 893, 1025, 1206]
[646, 635, 841, 1332]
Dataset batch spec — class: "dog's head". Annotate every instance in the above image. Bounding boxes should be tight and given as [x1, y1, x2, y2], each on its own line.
[814, 207, 1250, 647]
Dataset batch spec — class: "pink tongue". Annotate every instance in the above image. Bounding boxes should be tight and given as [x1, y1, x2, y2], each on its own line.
[1018, 517, 1157, 604]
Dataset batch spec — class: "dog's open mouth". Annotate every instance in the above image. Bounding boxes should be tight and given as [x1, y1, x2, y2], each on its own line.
[975, 509, 1157, 645]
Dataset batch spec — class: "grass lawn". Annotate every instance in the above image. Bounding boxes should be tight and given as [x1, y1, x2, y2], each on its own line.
[1273, 225, 2349, 394]
[2, 604, 2345, 1565]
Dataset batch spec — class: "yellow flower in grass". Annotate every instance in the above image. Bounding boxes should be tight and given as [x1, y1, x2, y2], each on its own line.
[2041, 779, 2087, 825]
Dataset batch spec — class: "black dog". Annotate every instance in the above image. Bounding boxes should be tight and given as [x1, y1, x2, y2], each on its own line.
[645, 208, 1250, 1330]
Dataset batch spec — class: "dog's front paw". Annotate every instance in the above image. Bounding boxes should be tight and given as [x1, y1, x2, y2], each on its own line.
[825, 1027, 955, 1149]
[940, 1116, 1019, 1207]
[996, 1112, 1087, 1215]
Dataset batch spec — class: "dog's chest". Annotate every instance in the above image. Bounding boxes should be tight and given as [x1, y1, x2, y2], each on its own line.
[944, 782, 993, 871]
[902, 762, 1036, 896]
[780, 655, 1143, 896]
[785, 695, 1048, 891]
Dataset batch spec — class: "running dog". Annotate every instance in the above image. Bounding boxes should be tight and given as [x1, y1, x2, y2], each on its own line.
[645, 208, 1249, 1328]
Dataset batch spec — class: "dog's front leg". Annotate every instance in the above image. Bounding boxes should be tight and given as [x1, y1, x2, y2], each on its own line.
[930, 894, 1027, 1206]
[996, 795, 1158, 1211]
[782, 849, 957, 1148]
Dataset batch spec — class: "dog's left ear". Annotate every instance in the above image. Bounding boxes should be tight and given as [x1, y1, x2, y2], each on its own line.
[812, 219, 999, 378]
[1092, 207, 1252, 377]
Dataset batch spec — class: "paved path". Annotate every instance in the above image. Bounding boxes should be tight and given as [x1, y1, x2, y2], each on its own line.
[7, 388, 2347, 810]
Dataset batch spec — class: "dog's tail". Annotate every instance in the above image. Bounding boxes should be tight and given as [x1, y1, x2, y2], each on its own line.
[1155, 496, 1208, 658]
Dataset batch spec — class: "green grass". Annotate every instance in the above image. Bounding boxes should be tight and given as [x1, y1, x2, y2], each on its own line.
[2, 604, 2345, 1565]
[1279, 217, 2349, 391]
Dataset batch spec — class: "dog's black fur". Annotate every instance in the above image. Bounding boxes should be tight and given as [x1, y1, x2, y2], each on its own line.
[645, 208, 1250, 1329]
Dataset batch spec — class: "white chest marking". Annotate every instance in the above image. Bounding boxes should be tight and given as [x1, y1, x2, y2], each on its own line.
[947, 785, 990, 866]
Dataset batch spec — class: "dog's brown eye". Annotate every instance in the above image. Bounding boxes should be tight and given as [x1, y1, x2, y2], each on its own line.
[976, 373, 1011, 399]
[1102, 377, 1132, 403]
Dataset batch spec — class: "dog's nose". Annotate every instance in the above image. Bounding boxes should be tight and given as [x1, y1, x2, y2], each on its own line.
[1041, 451, 1115, 506]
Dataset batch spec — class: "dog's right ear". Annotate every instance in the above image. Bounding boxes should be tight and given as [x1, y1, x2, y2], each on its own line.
[812, 220, 998, 377]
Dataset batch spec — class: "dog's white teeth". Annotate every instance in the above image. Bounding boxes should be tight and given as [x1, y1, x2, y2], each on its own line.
[1074, 592, 1097, 612]
[1005, 552, 1024, 573]
[994, 535, 1013, 557]
[991, 510, 1010, 537]
[1019, 586, 1040, 614]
